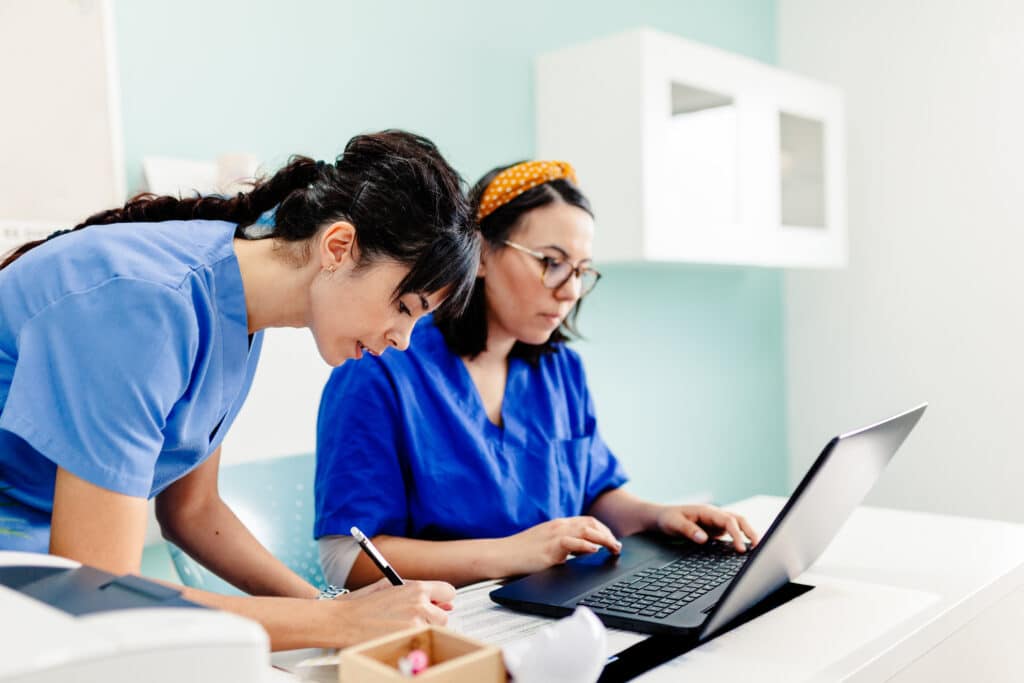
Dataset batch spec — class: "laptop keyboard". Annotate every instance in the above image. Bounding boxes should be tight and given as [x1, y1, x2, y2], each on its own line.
[577, 540, 750, 620]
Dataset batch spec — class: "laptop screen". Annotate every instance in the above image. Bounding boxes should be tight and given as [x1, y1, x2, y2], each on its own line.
[700, 404, 927, 639]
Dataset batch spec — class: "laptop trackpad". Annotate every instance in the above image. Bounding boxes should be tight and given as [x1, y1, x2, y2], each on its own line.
[493, 541, 663, 607]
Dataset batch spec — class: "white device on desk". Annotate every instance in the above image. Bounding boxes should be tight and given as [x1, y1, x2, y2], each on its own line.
[0, 551, 270, 683]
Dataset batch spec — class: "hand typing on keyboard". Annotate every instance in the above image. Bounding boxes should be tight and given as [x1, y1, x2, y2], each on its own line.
[652, 503, 760, 552]
[588, 490, 760, 553]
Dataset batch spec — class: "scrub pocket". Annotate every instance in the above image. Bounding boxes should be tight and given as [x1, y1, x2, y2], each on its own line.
[552, 435, 594, 515]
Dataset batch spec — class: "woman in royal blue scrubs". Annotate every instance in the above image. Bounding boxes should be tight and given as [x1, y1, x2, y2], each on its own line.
[0, 131, 478, 648]
[315, 161, 760, 588]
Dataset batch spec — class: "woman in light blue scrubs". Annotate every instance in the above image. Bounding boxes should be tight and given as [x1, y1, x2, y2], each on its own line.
[315, 161, 760, 588]
[0, 131, 478, 648]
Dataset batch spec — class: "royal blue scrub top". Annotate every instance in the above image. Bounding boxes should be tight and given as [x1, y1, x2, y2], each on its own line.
[314, 316, 627, 541]
[0, 220, 262, 553]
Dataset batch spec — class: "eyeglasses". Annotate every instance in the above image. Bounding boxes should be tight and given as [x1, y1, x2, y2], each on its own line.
[502, 240, 602, 297]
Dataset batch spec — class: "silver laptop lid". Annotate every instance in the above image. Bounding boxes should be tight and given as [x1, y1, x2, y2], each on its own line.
[700, 403, 927, 639]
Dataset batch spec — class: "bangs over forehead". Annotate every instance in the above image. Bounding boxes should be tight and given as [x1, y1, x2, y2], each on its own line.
[392, 228, 480, 317]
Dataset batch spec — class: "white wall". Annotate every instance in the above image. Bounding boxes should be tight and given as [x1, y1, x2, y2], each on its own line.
[220, 329, 332, 465]
[780, 0, 1024, 521]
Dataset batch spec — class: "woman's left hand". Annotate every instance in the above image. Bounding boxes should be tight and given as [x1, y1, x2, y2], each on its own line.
[654, 504, 760, 552]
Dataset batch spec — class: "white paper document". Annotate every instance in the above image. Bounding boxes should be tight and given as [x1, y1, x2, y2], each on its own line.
[447, 580, 647, 655]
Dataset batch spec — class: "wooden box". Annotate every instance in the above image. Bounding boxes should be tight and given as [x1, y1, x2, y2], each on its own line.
[339, 625, 506, 682]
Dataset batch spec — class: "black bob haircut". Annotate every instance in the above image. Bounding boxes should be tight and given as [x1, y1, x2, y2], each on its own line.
[434, 161, 593, 363]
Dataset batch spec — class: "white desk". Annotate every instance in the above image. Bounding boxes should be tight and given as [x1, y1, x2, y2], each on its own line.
[272, 496, 1024, 682]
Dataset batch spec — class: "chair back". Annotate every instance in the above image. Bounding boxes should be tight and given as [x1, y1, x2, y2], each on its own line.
[168, 452, 325, 594]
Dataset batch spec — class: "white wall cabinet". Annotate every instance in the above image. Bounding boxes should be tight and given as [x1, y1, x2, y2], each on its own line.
[536, 28, 846, 268]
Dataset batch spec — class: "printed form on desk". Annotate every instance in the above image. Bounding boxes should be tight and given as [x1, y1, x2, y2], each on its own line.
[448, 580, 647, 655]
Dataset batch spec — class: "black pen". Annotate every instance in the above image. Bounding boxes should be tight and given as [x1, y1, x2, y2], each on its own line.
[351, 526, 405, 585]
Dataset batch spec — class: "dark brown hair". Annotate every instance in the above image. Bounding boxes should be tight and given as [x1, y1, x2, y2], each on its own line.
[435, 162, 593, 363]
[1, 130, 479, 314]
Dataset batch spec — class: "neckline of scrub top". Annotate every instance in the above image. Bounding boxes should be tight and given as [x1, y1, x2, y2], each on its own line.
[446, 343, 529, 450]
[207, 236, 254, 443]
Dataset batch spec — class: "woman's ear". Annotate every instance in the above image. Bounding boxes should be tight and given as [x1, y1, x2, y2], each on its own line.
[320, 221, 357, 271]
[477, 240, 493, 278]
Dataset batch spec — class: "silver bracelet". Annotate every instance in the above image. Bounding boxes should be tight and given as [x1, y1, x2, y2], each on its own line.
[317, 584, 350, 600]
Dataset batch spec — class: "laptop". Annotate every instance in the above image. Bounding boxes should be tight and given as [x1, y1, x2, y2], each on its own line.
[491, 403, 927, 640]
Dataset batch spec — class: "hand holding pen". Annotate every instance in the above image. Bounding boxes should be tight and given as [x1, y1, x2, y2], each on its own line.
[350, 526, 455, 613]
[351, 525, 405, 585]
[314, 528, 453, 640]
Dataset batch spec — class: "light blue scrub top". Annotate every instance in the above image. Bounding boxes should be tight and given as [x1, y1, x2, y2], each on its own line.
[314, 315, 627, 541]
[0, 220, 263, 553]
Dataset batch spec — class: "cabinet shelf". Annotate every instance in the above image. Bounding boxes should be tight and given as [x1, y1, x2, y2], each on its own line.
[536, 28, 846, 268]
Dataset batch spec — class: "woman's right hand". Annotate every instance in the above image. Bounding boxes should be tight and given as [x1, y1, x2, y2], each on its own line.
[501, 516, 622, 576]
[330, 578, 456, 645]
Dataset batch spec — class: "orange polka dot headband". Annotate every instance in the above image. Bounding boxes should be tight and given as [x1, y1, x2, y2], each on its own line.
[476, 160, 578, 222]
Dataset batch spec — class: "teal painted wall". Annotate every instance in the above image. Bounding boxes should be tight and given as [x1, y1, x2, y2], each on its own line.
[114, 0, 786, 520]
[578, 264, 786, 505]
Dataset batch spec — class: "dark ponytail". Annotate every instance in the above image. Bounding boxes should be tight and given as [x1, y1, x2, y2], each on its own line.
[0, 157, 319, 269]
[1, 130, 479, 315]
